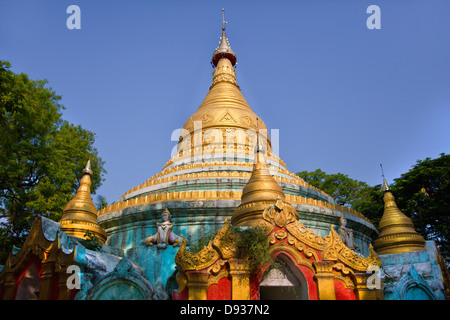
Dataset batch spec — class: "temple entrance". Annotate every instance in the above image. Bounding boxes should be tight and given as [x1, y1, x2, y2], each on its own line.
[259, 254, 308, 300]
[15, 262, 40, 300]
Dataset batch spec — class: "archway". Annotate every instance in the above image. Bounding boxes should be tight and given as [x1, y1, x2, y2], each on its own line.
[15, 262, 40, 300]
[259, 253, 308, 300]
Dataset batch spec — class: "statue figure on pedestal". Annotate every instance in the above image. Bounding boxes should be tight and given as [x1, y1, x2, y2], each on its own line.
[145, 207, 183, 249]
[338, 214, 360, 251]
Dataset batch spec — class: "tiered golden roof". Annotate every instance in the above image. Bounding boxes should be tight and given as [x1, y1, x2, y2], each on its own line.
[59, 160, 107, 243]
[373, 178, 425, 255]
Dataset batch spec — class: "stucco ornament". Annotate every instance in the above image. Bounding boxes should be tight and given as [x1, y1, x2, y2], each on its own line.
[338, 214, 360, 251]
[145, 207, 183, 249]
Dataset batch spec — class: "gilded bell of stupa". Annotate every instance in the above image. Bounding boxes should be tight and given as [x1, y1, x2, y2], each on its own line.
[231, 138, 287, 227]
[59, 160, 107, 244]
[373, 178, 425, 255]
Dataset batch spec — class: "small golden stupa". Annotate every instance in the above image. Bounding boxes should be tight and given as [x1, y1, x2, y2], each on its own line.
[231, 135, 287, 227]
[373, 178, 426, 255]
[59, 160, 107, 243]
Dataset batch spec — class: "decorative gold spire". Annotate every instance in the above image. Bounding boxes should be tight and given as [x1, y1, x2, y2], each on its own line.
[176, 12, 273, 160]
[211, 9, 237, 67]
[231, 132, 286, 227]
[59, 160, 107, 244]
[373, 178, 425, 255]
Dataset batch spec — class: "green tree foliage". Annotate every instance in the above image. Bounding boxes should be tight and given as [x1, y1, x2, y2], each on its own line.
[296, 154, 450, 263]
[296, 169, 384, 225]
[94, 195, 108, 211]
[0, 61, 106, 263]
[296, 169, 371, 206]
[392, 153, 450, 259]
[350, 185, 384, 227]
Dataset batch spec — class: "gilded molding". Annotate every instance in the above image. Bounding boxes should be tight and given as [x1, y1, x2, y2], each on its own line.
[175, 238, 220, 272]
[117, 160, 330, 203]
[322, 226, 381, 272]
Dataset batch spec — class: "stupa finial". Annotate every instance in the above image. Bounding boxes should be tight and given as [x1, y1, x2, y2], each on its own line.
[82, 158, 93, 176]
[380, 164, 390, 191]
[211, 9, 237, 67]
[222, 8, 227, 31]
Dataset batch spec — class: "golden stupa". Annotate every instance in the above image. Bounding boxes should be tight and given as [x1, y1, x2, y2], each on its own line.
[232, 136, 287, 226]
[373, 178, 426, 255]
[170, 11, 280, 167]
[97, 13, 375, 259]
[59, 160, 107, 243]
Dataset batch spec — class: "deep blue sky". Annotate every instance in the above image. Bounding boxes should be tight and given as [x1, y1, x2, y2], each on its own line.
[1, 1, 449, 204]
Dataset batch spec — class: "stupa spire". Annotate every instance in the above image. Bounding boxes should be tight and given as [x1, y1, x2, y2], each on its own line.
[59, 159, 107, 243]
[175, 11, 274, 166]
[380, 164, 390, 191]
[373, 172, 425, 255]
[211, 9, 237, 67]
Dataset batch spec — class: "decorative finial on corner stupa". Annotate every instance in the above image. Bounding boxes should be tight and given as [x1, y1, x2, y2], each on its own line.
[222, 8, 227, 31]
[380, 164, 390, 191]
[82, 158, 93, 176]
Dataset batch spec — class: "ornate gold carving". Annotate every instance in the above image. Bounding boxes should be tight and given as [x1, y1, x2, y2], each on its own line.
[219, 111, 237, 123]
[241, 116, 255, 128]
[200, 113, 213, 123]
[261, 199, 298, 228]
[286, 234, 319, 261]
[261, 199, 381, 274]
[175, 238, 220, 272]
[274, 230, 287, 240]
[212, 219, 238, 260]
[322, 226, 381, 272]
[284, 219, 325, 251]
[112, 160, 334, 207]
[268, 243, 313, 270]
[209, 260, 227, 275]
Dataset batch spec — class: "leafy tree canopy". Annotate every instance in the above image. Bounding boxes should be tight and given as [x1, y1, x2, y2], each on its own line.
[296, 169, 370, 206]
[0, 61, 106, 263]
[392, 153, 450, 259]
[296, 153, 450, 264]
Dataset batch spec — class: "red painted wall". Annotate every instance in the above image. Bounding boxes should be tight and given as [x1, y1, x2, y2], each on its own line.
[207, 277, 231, 300]
[334, 280, 356, 300]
